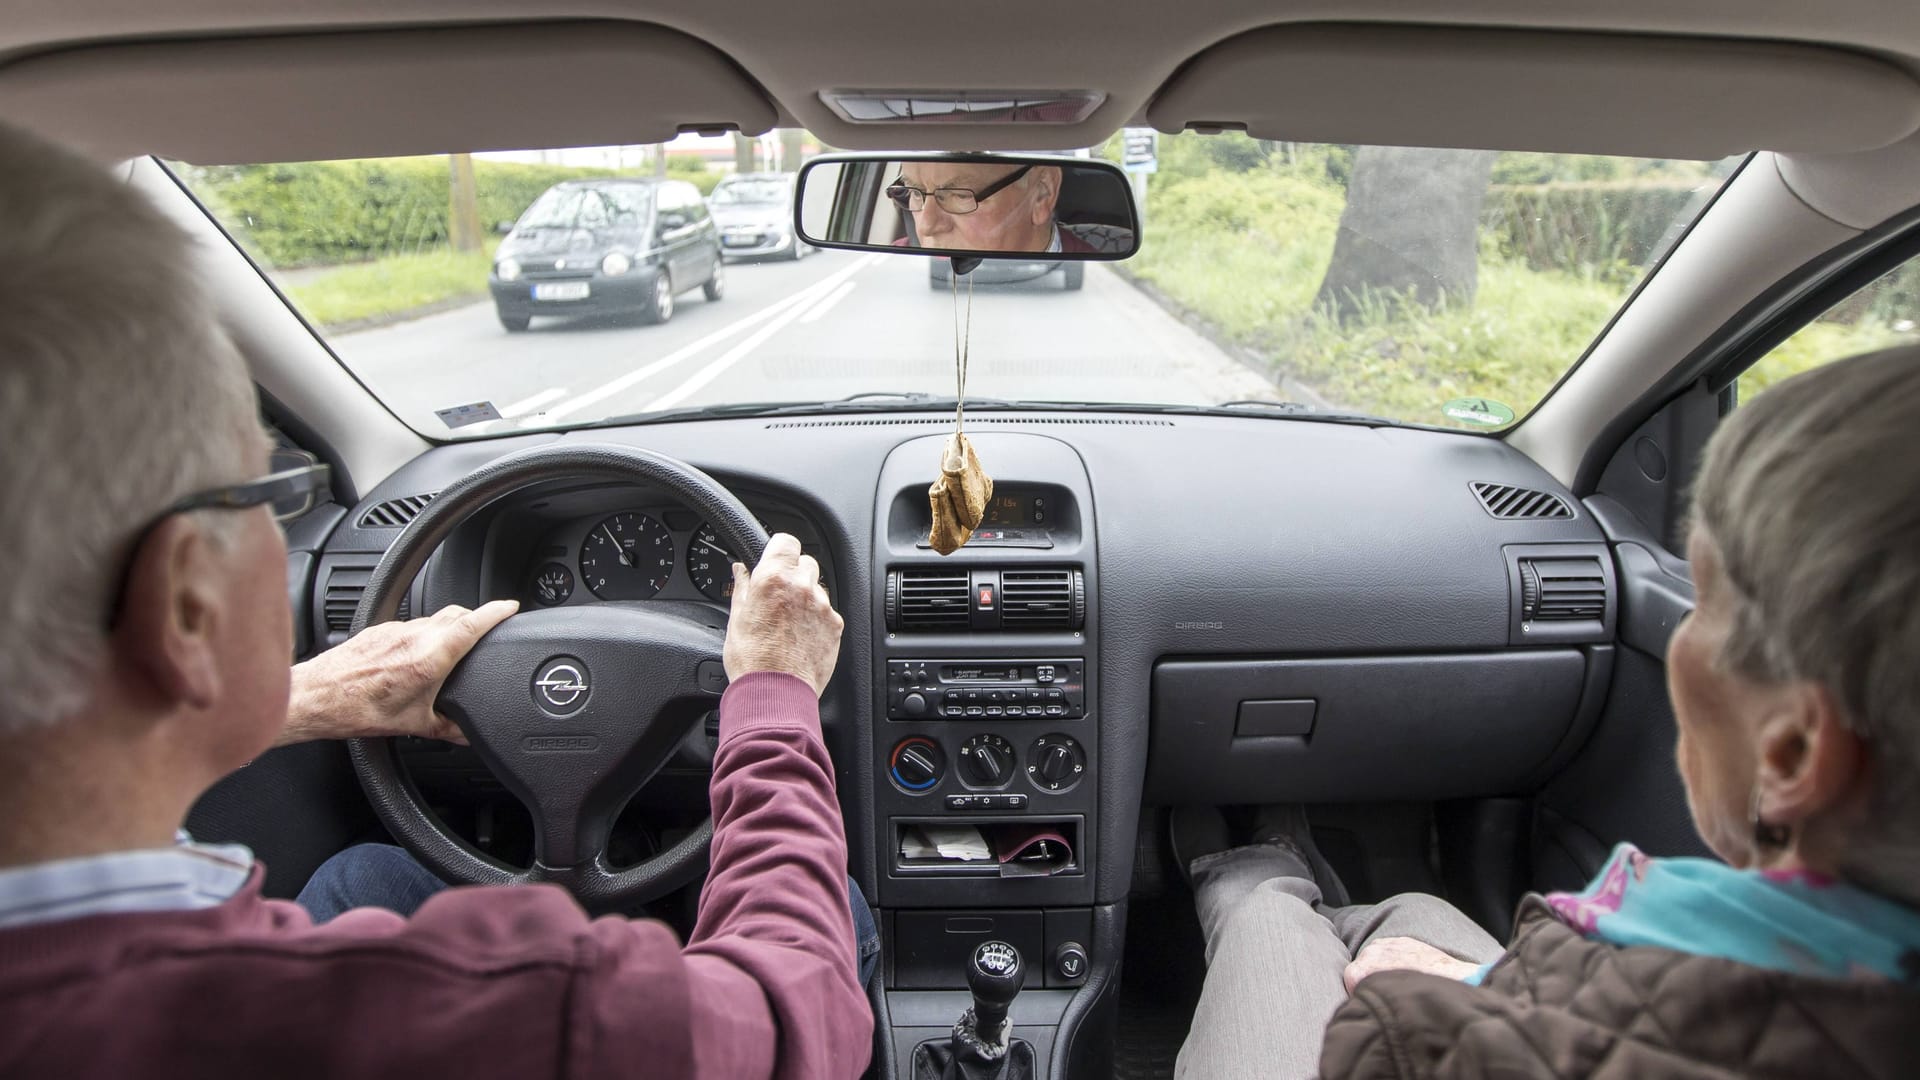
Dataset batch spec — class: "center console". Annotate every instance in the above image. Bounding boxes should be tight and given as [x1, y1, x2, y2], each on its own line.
[869, 432, 1104, 1078]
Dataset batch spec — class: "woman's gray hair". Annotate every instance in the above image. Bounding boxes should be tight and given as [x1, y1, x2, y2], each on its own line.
[1692, 343, 1920, 900]
[0, 122, 260, 736]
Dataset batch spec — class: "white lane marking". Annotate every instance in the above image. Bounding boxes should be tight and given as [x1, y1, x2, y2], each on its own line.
[524, 254, 879, 428]
[798, 280, 857, 324]
[501, 387, 567, 417]
[640, 290, 821, 412]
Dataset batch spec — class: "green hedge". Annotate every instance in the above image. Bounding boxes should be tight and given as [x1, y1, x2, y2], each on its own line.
[182, 158, 657, 267]
[1483, 181, 1710, 282]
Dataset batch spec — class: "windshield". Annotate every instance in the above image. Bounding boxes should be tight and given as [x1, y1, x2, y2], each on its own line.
[174, 133, 1738, 438]
[711, 179, 789, 205]
[517, 187, 610, 229]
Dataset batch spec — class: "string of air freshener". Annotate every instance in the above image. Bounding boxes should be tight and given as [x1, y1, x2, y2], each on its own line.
[927, 268, 992, 555]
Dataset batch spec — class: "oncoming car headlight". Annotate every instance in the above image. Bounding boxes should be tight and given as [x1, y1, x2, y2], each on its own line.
[495, 257, 522, 282]
[601, 252, 632, 276]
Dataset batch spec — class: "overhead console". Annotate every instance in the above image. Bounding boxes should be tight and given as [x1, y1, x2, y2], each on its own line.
[869, 432, 1100, 1074]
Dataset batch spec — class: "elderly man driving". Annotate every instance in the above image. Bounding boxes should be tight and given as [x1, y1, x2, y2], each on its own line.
[0, 123, 871, 1078]
[889, 160, 1129, 254]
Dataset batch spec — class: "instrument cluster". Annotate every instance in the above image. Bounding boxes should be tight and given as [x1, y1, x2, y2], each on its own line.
[520, 504, 830, 609]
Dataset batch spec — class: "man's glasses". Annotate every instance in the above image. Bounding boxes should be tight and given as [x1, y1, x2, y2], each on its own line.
[887, 165, 1034, 215]
[164, 462, 333, 525]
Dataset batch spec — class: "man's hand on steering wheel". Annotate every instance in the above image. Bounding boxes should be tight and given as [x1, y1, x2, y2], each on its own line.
[724, 533, 843, 699]
[280, 600, 520, 747]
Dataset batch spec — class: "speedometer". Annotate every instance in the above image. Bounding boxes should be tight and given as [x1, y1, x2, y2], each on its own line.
[579, 512, 675, 600]
[687, 523, 739, 602]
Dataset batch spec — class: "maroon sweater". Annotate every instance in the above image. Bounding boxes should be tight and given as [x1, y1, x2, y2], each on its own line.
[0, 672, 870, 1079]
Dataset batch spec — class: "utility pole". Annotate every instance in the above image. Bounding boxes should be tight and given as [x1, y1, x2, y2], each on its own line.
[448, 153, 483, 253]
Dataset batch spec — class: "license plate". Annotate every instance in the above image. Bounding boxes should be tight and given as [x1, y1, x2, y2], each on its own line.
[532, 282, 590, 301]
[722, 235, 759, 248]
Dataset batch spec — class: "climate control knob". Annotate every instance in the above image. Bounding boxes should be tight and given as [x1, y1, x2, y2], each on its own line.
[959, 733, 1017, 788]
[1028, 734, 1085, 792]
[890, 737, 945, 792]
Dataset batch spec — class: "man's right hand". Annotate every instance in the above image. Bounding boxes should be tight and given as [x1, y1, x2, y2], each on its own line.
[722, 533, 843, 698]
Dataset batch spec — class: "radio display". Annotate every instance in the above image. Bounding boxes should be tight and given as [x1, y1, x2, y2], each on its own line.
[947, 666, 1019, 682]
[981, 489, 1047, 527]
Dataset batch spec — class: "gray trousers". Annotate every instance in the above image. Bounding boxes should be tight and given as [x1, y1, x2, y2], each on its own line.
[1174, 843, 1505, 1080]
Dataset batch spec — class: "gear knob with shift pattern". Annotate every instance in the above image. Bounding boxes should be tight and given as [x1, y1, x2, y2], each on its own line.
[967, 941, 1025, 1039]
[911, 941, 1037, 1080]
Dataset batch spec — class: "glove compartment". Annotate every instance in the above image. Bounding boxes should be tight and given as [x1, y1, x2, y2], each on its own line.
[1147, 651, 1590, 803]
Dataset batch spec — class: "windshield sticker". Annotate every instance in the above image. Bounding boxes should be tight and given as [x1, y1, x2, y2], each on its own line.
[1442, 398, 1516, 427]
[435, 401, 504, 429]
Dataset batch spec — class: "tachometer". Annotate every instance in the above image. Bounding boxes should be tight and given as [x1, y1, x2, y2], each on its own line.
[579, 512, 675, 600]
[687, 523, 739, 602]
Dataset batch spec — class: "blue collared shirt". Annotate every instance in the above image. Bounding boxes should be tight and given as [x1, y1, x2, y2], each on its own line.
[0, 831, 253, 930]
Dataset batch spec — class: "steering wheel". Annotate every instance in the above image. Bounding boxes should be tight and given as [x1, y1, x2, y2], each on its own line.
[347, 444, 768, 909]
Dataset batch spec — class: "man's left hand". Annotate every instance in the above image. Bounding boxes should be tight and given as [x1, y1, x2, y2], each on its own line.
[277, 600, 519, 748]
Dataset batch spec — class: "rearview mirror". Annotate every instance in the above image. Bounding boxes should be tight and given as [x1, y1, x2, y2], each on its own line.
[794, 153, 1139, 261]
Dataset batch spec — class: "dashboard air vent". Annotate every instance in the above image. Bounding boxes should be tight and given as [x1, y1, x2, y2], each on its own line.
[1471, 482, 1573, 520]
[358, 493, 438, 529]
[887, 569, 971, 631]
[1000, 569, 1085, 630]
[1518, 556, 1607, 622]
[322, 565, 410, 637]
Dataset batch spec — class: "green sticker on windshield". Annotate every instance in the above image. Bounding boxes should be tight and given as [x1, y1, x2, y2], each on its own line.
[1442, 398, 1516, 427]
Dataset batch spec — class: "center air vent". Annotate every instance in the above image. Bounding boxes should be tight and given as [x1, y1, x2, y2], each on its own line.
[1471, 482, 1573, 520]
[886, 569, 971, 631]
[358, 492, 437, 529]
[1001, 569, 1085, 629]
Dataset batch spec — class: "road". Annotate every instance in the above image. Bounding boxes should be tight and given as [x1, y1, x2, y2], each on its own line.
[330, 250, 1278, 435]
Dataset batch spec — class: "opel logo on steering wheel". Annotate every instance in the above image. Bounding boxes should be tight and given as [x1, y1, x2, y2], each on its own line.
[533, 657, 590, 714]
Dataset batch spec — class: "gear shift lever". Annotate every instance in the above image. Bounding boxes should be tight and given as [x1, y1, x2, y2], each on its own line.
[910, 941, 1038, 1080]
[967, 941, 1025, 1042]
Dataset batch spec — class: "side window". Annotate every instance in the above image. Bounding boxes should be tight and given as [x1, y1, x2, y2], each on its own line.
[1739, 257, 1920, 404]
[658, 183, 694, 229]
[679, 182, 710, 222]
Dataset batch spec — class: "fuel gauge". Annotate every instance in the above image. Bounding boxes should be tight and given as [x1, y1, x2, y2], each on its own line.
[531, 562, 574, 606]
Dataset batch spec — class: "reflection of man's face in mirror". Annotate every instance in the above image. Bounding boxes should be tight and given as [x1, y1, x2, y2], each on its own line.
[898, 162, 1062, 253]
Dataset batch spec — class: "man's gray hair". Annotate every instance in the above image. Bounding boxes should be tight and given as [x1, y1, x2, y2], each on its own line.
[1693, 343, 1920, 902]
[0, 122, 260, 735]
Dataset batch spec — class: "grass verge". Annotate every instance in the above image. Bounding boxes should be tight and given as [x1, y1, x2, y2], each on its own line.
[285, 244, 495, 330]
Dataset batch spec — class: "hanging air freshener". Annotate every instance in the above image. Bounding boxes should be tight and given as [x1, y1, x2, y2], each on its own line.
[928, 270, 991, 555]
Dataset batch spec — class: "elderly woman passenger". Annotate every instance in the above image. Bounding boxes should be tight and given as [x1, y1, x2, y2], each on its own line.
[1174, 344, 1920, 1079]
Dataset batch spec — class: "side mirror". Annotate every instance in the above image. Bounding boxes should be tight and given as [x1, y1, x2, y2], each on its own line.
[794, 153, 1139, 261]
[495, 220, 515, 235]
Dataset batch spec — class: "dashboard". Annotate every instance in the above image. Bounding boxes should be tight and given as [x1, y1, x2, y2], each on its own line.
[304, 408, 1616, 1063]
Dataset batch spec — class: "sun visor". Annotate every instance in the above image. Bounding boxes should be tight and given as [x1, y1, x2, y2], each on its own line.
[1148, 25, 1920, 159]
[0, 21, 778, 164]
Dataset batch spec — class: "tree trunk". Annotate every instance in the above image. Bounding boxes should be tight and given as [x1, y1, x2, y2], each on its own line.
[779, 129, 806, 173]
[447, 153, 483, 253]
[653, 143, 668, 179]
[1314, 146, 1495, 322]
[733, 132, 756, 174]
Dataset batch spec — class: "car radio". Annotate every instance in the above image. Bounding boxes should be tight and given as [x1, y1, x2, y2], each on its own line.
[886, 658, 1086, 721]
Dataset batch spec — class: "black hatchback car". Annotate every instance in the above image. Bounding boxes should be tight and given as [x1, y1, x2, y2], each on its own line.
[489, 178, 724, 332]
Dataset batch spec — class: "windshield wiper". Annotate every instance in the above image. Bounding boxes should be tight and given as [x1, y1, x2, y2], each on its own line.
[581, 394, 1402, 430]
[584, 392, 1014, 429]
